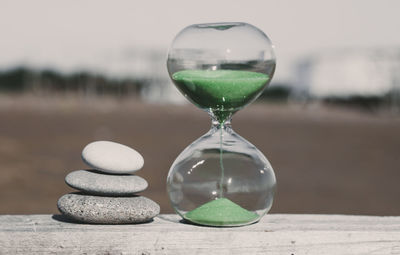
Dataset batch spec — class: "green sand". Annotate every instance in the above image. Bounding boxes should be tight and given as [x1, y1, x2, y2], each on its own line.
[184, 198, 258, 226]
[172, 70, 269, 122]
[174, 70, 265, 225]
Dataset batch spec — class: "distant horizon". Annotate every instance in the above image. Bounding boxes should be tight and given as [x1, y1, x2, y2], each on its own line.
[1, 0, 400, 82]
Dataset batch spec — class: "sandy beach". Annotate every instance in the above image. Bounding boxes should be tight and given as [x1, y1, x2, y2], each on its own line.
[0, 95, 399, 215]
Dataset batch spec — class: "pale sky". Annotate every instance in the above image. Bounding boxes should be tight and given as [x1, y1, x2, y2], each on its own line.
[0, 0, 399, 82]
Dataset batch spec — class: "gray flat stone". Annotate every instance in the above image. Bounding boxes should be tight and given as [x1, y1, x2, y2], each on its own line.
[65, 170, 148, 196]
[82, 141, 144, 174]
[57, 193, 160, 224]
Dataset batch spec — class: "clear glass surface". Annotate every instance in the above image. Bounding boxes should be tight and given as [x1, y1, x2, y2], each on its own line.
[166, 22, 276, 226]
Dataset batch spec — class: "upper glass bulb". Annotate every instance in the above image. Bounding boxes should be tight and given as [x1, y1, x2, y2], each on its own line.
[167, 22, 276, 123]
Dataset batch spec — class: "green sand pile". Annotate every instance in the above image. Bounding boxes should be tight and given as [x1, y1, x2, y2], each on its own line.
[184, 198, 258, 226]
[172, 70, 269, 122]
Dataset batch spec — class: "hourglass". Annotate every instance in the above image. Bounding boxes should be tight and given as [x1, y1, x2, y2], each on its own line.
[166, 22, 276, 227]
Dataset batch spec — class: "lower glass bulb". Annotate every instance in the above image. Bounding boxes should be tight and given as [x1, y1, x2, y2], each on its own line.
[167, 121, 276, 227]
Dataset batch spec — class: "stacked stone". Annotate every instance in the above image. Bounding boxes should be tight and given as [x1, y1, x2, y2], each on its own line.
[57, 141, 160, 224]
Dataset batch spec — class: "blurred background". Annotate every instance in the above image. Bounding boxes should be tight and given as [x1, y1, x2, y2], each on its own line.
[0, 0, 399, 215]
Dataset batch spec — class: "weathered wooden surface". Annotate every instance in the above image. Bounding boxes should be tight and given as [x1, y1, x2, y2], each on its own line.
[0, 214, 399, 254]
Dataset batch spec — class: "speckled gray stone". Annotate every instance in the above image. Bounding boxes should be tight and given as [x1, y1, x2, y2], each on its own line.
[82, 141, 144, 174]
[65, 170, 148, 196]
[57, 193, 160, 224]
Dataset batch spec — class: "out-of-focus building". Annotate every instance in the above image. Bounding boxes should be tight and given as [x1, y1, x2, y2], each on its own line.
[294, 49, 400, 99]
[100, 48, 185, 104]
[0, 48, 187, 104]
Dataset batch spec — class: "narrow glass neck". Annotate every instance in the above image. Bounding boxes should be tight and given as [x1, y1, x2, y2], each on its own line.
[208, 108, 236, 125]
[211, 118, 232, 131]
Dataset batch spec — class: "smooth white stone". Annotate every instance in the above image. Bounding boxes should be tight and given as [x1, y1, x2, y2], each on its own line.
[82, 141, 144, 174]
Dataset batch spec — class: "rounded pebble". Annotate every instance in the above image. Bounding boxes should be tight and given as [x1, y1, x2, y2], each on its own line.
[82, 141, 144, 174]
[65, 170, 148, 196]
[57, 193, 160, 224]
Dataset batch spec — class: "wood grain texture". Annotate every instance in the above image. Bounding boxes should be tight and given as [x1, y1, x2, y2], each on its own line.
[1, 214, 400, 254]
